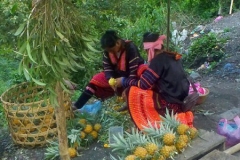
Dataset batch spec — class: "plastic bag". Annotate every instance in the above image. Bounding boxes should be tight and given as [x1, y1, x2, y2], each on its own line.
[217, 116, 240, 146]
[79, 100, 102, 115]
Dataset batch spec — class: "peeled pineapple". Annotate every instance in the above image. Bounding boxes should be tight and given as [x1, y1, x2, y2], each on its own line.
[108, 78, 116, 86]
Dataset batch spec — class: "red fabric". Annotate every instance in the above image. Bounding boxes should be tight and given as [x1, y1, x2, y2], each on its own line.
[128, 86, 161, 130]
[127, 86, 194, 130]
[109, 50, 126, 71]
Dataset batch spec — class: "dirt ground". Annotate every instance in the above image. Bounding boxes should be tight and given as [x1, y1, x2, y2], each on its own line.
[1, 11, 240, 160]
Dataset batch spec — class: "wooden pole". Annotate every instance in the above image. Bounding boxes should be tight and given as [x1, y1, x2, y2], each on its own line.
[55, 82, 70, 160]
[229, 0, 234, 14]
[166, 0, 171, 51]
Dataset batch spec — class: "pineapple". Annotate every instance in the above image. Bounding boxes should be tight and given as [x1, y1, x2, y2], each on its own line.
[187, 127, 198, 139]
[78, 118, 87, 125]
[125, 155, 136, 160]
[68, 147, 77, 158]
[80, 131, 86, 139]
[175, 139, 187, 153]
[178, 134, 189, 143]
[177, 124, 189, 135]
[48, 107, 54, 113]
[90, 130, 98, 139]
[163, 131, 175, 146]
[93, 123, 101, 132]
[83, 124, 93, 133]
[161, 109, 189, 135]
[108, 78, 116, 86]
[12, 119, 21, 126]
[134, 146, 148, 159]
[40, 127, 48, 132]
[145, 143, 158, 155]
[160, 145, 172, 158]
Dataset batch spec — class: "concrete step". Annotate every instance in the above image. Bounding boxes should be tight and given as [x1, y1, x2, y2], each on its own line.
[199, 149, 239, 160]
[174, 129, 226, 160]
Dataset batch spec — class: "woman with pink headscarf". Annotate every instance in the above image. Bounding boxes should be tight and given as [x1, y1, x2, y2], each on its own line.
[115, 32, 190, 130]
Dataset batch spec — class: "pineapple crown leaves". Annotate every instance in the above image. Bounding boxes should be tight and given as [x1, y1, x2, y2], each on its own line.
[142, 120, 165, 138]
[111, 133, 135, 153]
[124, 128, 149, 146]
[67, 129, 81, 144]
[45, 140, 60, 160]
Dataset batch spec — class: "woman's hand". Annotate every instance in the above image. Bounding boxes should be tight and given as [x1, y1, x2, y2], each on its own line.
[115, 77, 124, 88]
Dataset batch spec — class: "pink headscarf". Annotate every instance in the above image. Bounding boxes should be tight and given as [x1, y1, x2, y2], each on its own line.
[143, 35, 166, 62]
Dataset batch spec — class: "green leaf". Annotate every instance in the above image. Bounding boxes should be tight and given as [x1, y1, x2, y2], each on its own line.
[42, 50, 52, 66]
[23, 68, 30, 81]
[31, 77, 46, 86]
[26, 41, 37, 63]
[55, 30, 69, 43]
[14, 23, 25, 36]
[86, 42, 101, 53]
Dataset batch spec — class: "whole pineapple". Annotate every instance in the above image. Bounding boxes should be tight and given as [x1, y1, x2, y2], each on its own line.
[175, 139, 187, 153]
[178, 134, 189, 143]
[68, 147, 77, 158]
[187, 127, 198, 139]
[160, 145, 172, 159]
[145, 143, 158, 155]
[163, 131, 175, 146]
[125, 155, 136, 160]
[83, 124, 93, 134]
[134, 146, 148, 159]
[177, 124, 189, 135]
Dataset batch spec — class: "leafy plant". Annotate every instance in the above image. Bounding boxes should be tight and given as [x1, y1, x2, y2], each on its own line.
[183, 33, 226, 69]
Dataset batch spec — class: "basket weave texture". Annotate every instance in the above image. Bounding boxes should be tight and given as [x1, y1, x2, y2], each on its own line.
[0, 82, 72, 147]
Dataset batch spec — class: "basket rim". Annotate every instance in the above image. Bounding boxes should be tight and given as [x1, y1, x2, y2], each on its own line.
[199, 87, 209, 96]
[0, 82, 47, 105]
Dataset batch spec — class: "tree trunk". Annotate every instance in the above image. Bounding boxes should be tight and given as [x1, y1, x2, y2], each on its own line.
[55, 82, 70, 160]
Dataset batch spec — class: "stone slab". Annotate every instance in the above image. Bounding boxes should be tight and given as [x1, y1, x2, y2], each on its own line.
[213, 107, 240, 121]
[199, 149, 239, 160]
[174, 129, 226, 160]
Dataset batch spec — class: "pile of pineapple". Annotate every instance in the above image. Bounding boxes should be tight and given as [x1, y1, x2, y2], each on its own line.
[111, 110, 198, 160]
[45, 112, 102, 159]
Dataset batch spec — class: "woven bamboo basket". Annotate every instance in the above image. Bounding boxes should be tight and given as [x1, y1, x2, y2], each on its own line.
[0, 82, 72, 147]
